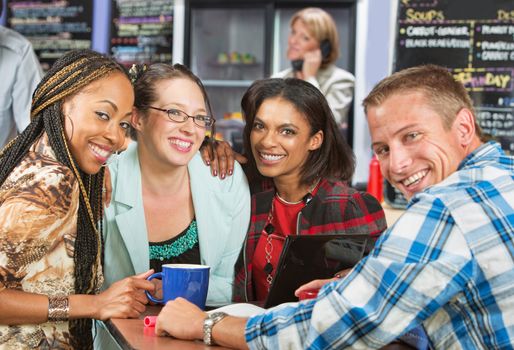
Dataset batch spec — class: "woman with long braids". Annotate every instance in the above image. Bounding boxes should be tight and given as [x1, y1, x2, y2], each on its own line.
[0, 49, 155, 349]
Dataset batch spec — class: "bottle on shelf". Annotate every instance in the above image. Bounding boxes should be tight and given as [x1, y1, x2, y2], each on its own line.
[367, 155, 383, 203]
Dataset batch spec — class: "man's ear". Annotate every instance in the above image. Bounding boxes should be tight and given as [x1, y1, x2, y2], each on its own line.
[131, 107, 143, 132]
[453, 108, 476, 147]
[308, 130, 324, 151]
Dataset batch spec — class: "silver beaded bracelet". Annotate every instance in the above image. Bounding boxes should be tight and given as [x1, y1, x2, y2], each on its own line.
[48, 296, 69, 322]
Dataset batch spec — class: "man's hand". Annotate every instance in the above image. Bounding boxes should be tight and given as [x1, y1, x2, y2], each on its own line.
[156, 298, 249, 349]
[155, 297, 206, 340]
[199, 138, 247, 179]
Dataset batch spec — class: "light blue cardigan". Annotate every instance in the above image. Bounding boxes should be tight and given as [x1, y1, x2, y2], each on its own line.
[95, 142, 250, 349]
[101, 142, 250, 303]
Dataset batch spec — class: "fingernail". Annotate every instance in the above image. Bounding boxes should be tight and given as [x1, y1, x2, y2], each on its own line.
[213, 170, 217, 177]
[221, 173, 225, 179]
[228, 169, 233, 175]
[206, 160, 210, 166]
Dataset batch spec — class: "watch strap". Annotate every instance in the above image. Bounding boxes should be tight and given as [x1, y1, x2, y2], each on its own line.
[203, 311, 228, 346]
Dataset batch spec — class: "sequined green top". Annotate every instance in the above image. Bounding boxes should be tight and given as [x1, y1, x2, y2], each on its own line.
[149, 219, 200, 272]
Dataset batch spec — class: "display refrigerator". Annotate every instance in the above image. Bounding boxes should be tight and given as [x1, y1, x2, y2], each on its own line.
[183, 0, 357, 152]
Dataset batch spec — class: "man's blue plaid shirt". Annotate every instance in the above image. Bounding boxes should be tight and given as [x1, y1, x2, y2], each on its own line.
[246, 141, 514, 349]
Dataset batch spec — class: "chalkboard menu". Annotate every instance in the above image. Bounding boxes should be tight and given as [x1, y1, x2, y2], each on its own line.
[7, 0, 93, 71]
[110, 0, 173, 67]
[386, 0, 514, 208]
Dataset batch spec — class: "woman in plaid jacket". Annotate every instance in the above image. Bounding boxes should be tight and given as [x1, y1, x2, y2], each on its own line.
[232, 78, 387, 302]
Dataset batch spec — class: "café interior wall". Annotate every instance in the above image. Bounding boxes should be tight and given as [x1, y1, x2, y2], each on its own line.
[0, 0, 5, 24]
[353, 0, 397, 185]
[0, 0, 397, 186]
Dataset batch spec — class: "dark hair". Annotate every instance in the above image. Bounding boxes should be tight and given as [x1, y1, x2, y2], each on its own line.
[129, 63, 215, 140]
[363, 64, 485, 141]
[0, 49, 130, 349]
[241, 78, 355, 186]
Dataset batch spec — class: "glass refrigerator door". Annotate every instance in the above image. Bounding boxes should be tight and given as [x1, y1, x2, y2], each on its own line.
[189, 6, 267, 152]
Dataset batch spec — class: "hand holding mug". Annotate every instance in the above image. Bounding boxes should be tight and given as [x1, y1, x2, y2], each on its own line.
[93, 269, 155, 320]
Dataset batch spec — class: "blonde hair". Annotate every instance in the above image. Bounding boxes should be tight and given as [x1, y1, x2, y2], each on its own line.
[290, 7, 340, 67]
[363, 64, 485, 140]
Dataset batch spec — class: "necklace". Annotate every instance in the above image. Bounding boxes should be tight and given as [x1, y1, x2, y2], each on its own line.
[275, 193, 303, 205]
[263, 199, 276, 291]
[262, 178, 321, 290]
[274, 178, 321, 205]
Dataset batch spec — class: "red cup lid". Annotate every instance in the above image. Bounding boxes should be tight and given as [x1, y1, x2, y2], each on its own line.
[144, 315, 157, 327]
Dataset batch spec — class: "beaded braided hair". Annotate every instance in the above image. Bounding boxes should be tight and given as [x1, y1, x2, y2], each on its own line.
[0, 49, 130, 349]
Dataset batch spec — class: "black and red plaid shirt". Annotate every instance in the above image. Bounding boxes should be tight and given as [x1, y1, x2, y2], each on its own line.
[232, 178, 387, 302]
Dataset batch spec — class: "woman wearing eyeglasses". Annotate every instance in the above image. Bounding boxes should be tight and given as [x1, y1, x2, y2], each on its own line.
[99, 63, 250, 309]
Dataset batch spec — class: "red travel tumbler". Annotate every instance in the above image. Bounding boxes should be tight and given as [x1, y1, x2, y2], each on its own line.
[367, 155, 383, 203]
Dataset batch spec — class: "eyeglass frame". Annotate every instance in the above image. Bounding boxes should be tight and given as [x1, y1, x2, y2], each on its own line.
[145, 106, 215, 128]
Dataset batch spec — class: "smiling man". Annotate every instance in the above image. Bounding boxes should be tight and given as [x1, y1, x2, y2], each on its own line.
[155, 65, 514, 349]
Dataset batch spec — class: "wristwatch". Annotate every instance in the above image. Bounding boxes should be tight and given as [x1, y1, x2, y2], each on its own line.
[203, 311, 228, 346]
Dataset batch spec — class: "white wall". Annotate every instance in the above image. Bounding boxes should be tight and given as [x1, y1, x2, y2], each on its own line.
[173, 0, 185, 64]
[352, 0, 398, 185]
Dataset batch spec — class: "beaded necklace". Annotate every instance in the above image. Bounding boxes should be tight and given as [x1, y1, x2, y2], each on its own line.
[262, 178, 320, 290]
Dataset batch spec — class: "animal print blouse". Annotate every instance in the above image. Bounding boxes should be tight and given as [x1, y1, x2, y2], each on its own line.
[0, 134, 102, 349]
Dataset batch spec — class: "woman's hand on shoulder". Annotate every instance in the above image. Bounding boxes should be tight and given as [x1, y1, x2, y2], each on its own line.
[199, 137, 247, 179]
[92, 270, 155, 320]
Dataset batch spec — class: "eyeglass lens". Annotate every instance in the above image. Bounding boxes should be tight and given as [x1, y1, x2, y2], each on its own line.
[167, 109, 213, 128]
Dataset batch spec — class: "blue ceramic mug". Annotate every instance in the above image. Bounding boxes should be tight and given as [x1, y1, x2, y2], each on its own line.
[145, 264, 210, 309]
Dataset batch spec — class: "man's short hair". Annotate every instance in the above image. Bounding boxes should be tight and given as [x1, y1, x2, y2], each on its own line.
[363, 64, 484, 140]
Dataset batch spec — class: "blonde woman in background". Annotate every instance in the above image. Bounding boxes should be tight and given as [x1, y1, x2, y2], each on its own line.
[273, 7, 355, 130]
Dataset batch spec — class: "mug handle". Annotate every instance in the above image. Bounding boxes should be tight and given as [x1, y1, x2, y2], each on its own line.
[145, 272, 164, 304]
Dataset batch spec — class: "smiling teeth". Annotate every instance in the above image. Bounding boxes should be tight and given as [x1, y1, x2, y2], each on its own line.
[89, 144, 110, 158]
[402, 170, 428, 187]
[171, 139, 192, 148]
[260, 153, 285, 161]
